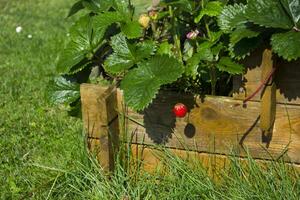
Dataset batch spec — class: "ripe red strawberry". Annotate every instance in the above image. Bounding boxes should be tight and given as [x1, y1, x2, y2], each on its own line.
[173, 103, 187, 118]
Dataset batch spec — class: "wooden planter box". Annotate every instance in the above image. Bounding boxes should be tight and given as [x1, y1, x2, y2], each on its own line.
[80, 49, 300, 172]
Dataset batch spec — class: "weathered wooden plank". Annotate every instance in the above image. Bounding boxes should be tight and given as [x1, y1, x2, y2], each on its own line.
[233, 49, 300, 105]
[130, 144, 300, 176]
[80, 84, 119, 171]
[81, 84, 108, 139]
[260, 49, 276, 143]
[124, 92, 300, 164]
[80, 84, 300, 166]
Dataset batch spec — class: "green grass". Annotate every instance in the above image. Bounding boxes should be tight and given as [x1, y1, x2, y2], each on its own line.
[0, 0, 84, 199]
[0, 0, 300, 199]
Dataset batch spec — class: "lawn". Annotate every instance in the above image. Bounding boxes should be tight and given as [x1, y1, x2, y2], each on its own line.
[0, 0, 84, 198]
[1, 0, 300, 199]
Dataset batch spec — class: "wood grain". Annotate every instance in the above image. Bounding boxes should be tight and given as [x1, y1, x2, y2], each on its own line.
[124, 93, 300, 164]
[130, 144, 300, 176]
[260, 49, 276, 143]
[81, 84, 300, 167]
[233, 49, 300, 105]
[80, 84, 119, 171]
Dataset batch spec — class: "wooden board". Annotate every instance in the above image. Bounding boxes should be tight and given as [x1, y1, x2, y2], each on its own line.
[81, 84, 120, 171]
[233, 49, 300, 105]
[130, 144, 300, 176]
[81, 84, 300, 169]
[123, 91, 300, 164]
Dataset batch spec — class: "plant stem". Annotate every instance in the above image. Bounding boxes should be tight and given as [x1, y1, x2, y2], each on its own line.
[210, 64, 216, 95]
[168, 6, 182, 61]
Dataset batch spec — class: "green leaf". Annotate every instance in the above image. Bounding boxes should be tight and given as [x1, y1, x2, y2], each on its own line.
[197, 41, 214, 62]
[104, 34, 156, 73]
[186, 41, 214, 74]
[157, 41, 174, 56]
[195, 1, 224, 23]
[217, 57, 244, 74]
[67, 1, 84, 17]
[120, 55, 184, 110]
[229, 36, 262, 60]
[230, 25, 260, 46]
[133, 40, 156, 60]
[245, 0, 293, 29]
[121, 21, 143, 39]
[69, 15, 93, 51]
[82, 0, 112, 13]
[104, 53, 135, 73]
[218, 3, 248, 32]
[92, 11, 124, 46]
[104, 34, 135, 73]
[271, 31, 300, 61]
[57, 15, 94, 73]
[56, 41, 90, 74]
[47, 76, 80, 105]
[281, 0, 300, 27]
[209, 31, 223, 43]
[183, 40, 195, 61]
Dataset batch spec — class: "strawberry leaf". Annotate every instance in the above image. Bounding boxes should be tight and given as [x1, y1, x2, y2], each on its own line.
[195, 1, 224, 23]
[218, 3, 248, 32]
[271, 31, 300, 61]
[121, 21, 143, 39]
[230, 25, 260, 46]
[47, 76, 80, 105]
[104, 34, 156, 74]
[217, 57, 244, 74]
[245, 0, 293, 29]
[120, 55, 184, 111]
[281, 0, 300, 27]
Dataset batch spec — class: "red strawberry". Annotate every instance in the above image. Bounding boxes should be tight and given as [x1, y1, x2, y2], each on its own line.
[173, 103, 188, 118]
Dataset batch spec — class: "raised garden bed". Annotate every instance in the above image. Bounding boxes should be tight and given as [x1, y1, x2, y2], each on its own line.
[80, 49, 300, 172]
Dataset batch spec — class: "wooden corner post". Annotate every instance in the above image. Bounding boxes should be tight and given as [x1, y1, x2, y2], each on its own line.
[260, 49, 276, 144]
[80, 84, 120, 172]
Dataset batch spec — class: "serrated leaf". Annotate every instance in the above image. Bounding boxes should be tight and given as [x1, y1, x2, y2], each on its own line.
[230, 25, 260, 46]
[69, 15, 93, 50]
[209, 31, 223, 43]
[281, 0, 300, 27]
[120, 56, 184, 110]
[217, 57, 244, 74]
[157, 41, 174, 56]
[134, 40, 156, 60]
[47, 76, 80, 105]
[229, 36, 262, 60]
[67, 1, 84, 17]
[104, 34, 134, 73]
[218, 3, 248, 32]
[92, 11, 124, 46]
[197, 41, 214, 62]
[57, 15, 94, 73]
[195, 1, 224, 23]
[245, 0, 293, 29]
[183, 40, 195, 61]
[56, 41, 90, 73]
[121, 21, 143, 39]
[111, 34, 132, 57]
[186, 41, 214, 73]
[104, 53, 135, 73]
[104, 34, 156, 73]
[271, 31, 300, 61]
[82, 0, 112, 13]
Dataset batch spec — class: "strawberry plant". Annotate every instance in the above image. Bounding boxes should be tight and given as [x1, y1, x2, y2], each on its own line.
[48, 0, 245, 113]
[219, 0, 300, 61]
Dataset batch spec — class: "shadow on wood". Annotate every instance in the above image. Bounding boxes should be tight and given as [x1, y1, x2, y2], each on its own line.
[141, 90, 196, 144]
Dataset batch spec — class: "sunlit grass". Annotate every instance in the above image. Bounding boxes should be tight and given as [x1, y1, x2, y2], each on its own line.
[0, 0, 83, 199]
[0, 0, 299, 199]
